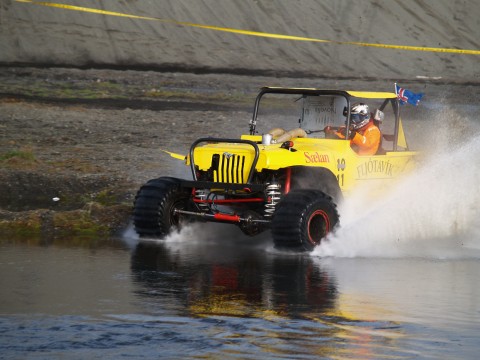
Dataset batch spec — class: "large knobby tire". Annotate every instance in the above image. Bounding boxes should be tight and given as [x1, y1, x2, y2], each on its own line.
[133, 177, 191, 238]
[271, 189, 339, 252]
[290, 166, 343, 204]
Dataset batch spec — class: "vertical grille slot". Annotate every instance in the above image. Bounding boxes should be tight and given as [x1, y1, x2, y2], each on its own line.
[213, 154, 247, 183]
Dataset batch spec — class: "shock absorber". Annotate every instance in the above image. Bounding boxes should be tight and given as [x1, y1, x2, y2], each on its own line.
[264, 182, 281, 217]
[194, 189, 210, 211]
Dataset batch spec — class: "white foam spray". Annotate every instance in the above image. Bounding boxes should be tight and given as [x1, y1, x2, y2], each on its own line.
[122, 221, 209, 246]
[314, 107, 480, 259]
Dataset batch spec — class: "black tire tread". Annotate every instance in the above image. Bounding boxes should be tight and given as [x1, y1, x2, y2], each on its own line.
[272, 189, 339, 251]
[133, 177, 189, 237]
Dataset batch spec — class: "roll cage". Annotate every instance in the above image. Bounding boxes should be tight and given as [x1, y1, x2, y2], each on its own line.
[249, 87, 407, 151]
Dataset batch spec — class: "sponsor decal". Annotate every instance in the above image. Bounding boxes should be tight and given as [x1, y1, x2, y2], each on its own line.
[356, 159, 394, 178]
[304, 152, 329, 163]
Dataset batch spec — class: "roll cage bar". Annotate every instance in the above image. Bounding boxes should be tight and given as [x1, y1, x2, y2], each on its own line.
[249, 87, 403, 151]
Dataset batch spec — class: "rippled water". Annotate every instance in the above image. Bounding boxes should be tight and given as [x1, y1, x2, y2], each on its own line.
[2, 101, 480, 359]
[1, 226, 480, 359]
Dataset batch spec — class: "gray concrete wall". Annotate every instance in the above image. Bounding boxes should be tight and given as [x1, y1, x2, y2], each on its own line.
[1, 0, 479, 82]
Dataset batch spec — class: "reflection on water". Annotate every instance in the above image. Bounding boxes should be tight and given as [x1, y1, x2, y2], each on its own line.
[1, 233, 480, 359]
[131, 240, 337, 320]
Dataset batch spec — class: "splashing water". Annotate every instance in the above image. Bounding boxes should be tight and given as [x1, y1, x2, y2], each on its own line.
[314, 111, 480, 259]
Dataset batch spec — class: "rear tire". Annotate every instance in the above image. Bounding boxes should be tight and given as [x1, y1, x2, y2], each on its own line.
[271, 189, 339, 252]
[133, 177, 191, 237]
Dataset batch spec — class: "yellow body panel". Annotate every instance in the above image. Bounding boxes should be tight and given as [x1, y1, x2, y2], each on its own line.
[189, 134, 418, 196]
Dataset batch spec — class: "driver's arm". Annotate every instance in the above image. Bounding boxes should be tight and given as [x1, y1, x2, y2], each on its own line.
[324, 126, 346, 139]
[351, 126, 381, 155]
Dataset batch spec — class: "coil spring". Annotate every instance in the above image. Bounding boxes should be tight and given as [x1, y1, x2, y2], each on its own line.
[194, 189, 210, 211]
[265, 183, 281, 217]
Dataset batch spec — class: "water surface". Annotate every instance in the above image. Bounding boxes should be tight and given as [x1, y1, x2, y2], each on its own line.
[1, 228, 479, 359]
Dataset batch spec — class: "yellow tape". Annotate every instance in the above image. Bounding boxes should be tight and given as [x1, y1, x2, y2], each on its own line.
[15, 0, 480, 55]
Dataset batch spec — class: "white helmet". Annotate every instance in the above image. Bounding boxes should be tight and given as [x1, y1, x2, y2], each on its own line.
[349, 103, 370, 130]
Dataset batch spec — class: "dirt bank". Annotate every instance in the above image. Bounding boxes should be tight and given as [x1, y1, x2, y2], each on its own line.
[2, 1, 479, 82]
[0, 67, 257, 239]
[1, 67, 478, 239]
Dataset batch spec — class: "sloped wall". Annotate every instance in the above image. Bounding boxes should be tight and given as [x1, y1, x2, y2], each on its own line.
[1, 0, 479, 82]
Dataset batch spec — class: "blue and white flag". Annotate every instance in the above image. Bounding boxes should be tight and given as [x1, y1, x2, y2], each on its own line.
[395, 83, 424, 106]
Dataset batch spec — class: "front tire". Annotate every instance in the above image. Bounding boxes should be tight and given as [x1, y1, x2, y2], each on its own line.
[271, 189, 339, 252]
[133, 177, 191, 237]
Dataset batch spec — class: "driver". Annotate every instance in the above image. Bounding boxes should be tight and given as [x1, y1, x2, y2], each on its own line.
[324, 103, 381, 156]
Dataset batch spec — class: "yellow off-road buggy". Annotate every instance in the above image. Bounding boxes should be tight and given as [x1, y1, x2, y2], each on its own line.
[133, 87, 418, 251]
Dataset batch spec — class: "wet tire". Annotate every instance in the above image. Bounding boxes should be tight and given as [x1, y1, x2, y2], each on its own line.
[133, 177, 191, 237]
[271, 189, 339, 252]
